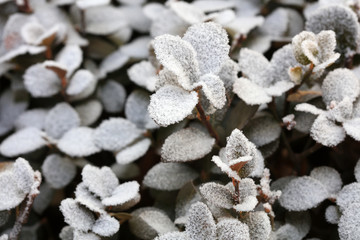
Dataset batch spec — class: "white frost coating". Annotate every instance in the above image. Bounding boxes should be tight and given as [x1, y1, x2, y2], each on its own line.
[336, 183, 360, 211]
[295, 103, 324, 115]
[233, 77, 272, 105]
[211, 156, 241, 181]
[12, 158, 36, 194]
[183, 22, 229, 75]
[59, 198, 95, 232]
[343, 118, 360, 141]
[116, 138, 151, 165]
[310, 114, 346, 147]
[129, 207, 178, 240]
[338, 203, 360, 240]
[45, 102, 80, 139]
[161, 127, 215, 162]
[75, 183, 105, 214]
[81, 165, 119, 199]
[99, 50, 129, 76]
[15, 108, 48, 130]
[92, 214, 120, 237]
[321, 69, 360, 106]
[355, 159, 360, 182]
[59, 226, 74, 240]
[155, 232, 189, 240]
[143, 162, 198, 191]
[97, 80, 126, 113]
[66, 70, 97, 101]
[127, 61, 157, 92]
[23, 63, 61, 97]
[148, 85, 198, 127]
[58, 127, 101, 157]
[310, 166, 342, 195]
[199, 182, 234, 209]
[93, 118, 144, 152]
[325, 205, 340, 224]
[233, 196, 258, 212]
[102, 181, 140, 208]
[75, 100, 103, 126]
[55, 45, 82, 77]
[41, 154, 76, 189]
[196, 74, 226, 109]
[243, 212, 271, 240]
[186, 202, 216, 240]
[73, 230, 100, 240]
[216, 218, 250, 240]
[0, 128, 47, 157]
[279, 176, 328, 211]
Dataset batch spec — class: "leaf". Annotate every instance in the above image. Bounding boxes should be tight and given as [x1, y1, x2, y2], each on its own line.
[216, 218, 250, 240]
[233, 77, 272, 105]
[310, 166, 342, 195]
[355, 159, 360, 183]
[143, 162, 199, 191]
[116, 138, 151, 165]
[242, 212, 271, 240]
[161, 127, 215, 163]
[45, 102, 80, 139]
[168, 1, 205, 24]
[295, 103, 324, 115]
[325, 205, 340, 224]
[23, 63, 61, 97]
[33, 182, 55, 214]
[336, 183, 360, 211]
[287, 90, 322, 102]
[73, 230, 100, 240]
[127, 61, 157, 92]
[97, 80, 126, 113]
[183, 22, 229, 75]
[92, 214, 120, 237]
[338, 203, 360, 240]
[15, 108, 47, 130]
[199, 182, 234, 209]
[148, 85, 198, 127]
[343, 118, 360, 141]
[93, 118, 144, 152]
[111, 163, 140, 180]
[102, 181, 140, 210]
[186, 202, 216, 240]
[81, 165, 119, 199]
[129, 207, 177, 240]
[76, 0, 110, 9]
[279, 176, 328, 211]
[66, 70, 97, 101]
[41, 154, 77, 189]
[155, 232, 189, 240]
[175, 182, 202, 221]
[195, 74, 226, 109]
[99, 50, 129, 76]
[310, 114, 346, 147]
[75, 100, 103, 126]
[0, 128, 47, 157]
[211, 155, 241, 181]
[74, 183, 105, 214]
[55, 45, 83, 77]
[60, 198, 95, 232]
[59, 226, 74, 240]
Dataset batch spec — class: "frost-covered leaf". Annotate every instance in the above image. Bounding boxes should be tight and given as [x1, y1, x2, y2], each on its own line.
[58, 127, 100, 157]
[143, 162, 198, 191]
[75, 100, 103, 126]
[59, 226, 74, 240]
[233, 77, 272, 105]
[310, 114, 346, 147]
[295, 103, 324, 115]
[336, 183, 360, 211]
[244, 115, 281, 147]
[81, 165, 119, 199]
[183, 22, 229, 75]
[45, 102, 80, 139]
[168, 1, 204, 24]
[13, 157, 36, 194]
[75, 183, 105, 214]
[73, 230, 100, 240]
[196, 74, 226, 109]
[216, 218, 250, 240]
[125, 90, 158, 129]
[242, 212, 271, 240]
[92, 214, 120, 237]
[292, 31, 317, 65]
[127, 61, 157, 92]
[97, 80, 126, 113]
[148, 85, 198, 127]
[129, 207, 177, 240]
[111, 163, 140, 180]
[285, 211, 311, 239]
[116, 138, 151, 165]
[338, 202, 360, 240]
[41, 154, 76, 189]
[99, 50, 129, 76]
[155, 232, 188, 240]
[343, 118, 360, 141]
[60, 198, 95, 231]
[186, 202, 216, 240]
[161, 127, 215, 162]
[120, 36, 151, 59]
[55, 45, 82, 77]
[325, 205, 340, 224]
[355, 159, 360, 182]
[24, 63, 61, 97]
[310, 166, 342, 195]
[321, 69, 359, 106]
[0, 127, 47, 157]
[279, 176, 328, 211]
[199, 182, 233, 209]
[15, 108, 47, 130]
[66, 70, 97, 101]
[102, 181, 140, 210]
[93, 118, 144, 152]
[76, 0, 110, 9]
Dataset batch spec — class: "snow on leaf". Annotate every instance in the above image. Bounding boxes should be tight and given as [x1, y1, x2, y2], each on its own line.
[199, 182, 234, 209]
[310, 114, 346, 147]
[55, 45, 82, 77]
[127, 61, 157, 92]
[161, 127, 215, 163]
[60, 198, 95, 232]
[325, 205, 340, 224]
[216, 218, 250, 240]
[15, 108, 47, 130]
[23, 63, 61, 97]
[338, 202, 360, 240]
[97, 80, 126, 114]
[279, 176, 328, 211]
[233, 77, 272, 105]
[242, 212, 271, 240]
[66, 70, 97, 101]
[102, 181, 140, 210]
[336, 183, 360, 211]
[81, 165, 119, 199]
[93, 117, 144, 152]
[45, 102, 80, 139]
[143, 162, 198, 191]
[195, 74, 226, 109]
[41, 154, 76, 189]
[92, 214, 120, 237]
[183, 22, 229, 75]
[321, 69, 359, 106]
[343, 118, 360, 141]
[129, 207, 178, 240]
[0, 127, 47, 157]
[116, 138, 151, 165]
[186, 202, 216, 240]
[148, 85, 198, 127]
[310, 166, 342, 195]
[75, 100, 103, 126]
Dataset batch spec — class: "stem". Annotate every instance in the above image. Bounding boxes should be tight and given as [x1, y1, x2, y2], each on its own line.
[196, 103, 220, 144]
[80, 10, 86, 33]
[298, 143, 322, 158]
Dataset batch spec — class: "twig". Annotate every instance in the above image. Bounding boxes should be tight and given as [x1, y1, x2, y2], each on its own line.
[298, 143, 322, 158]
